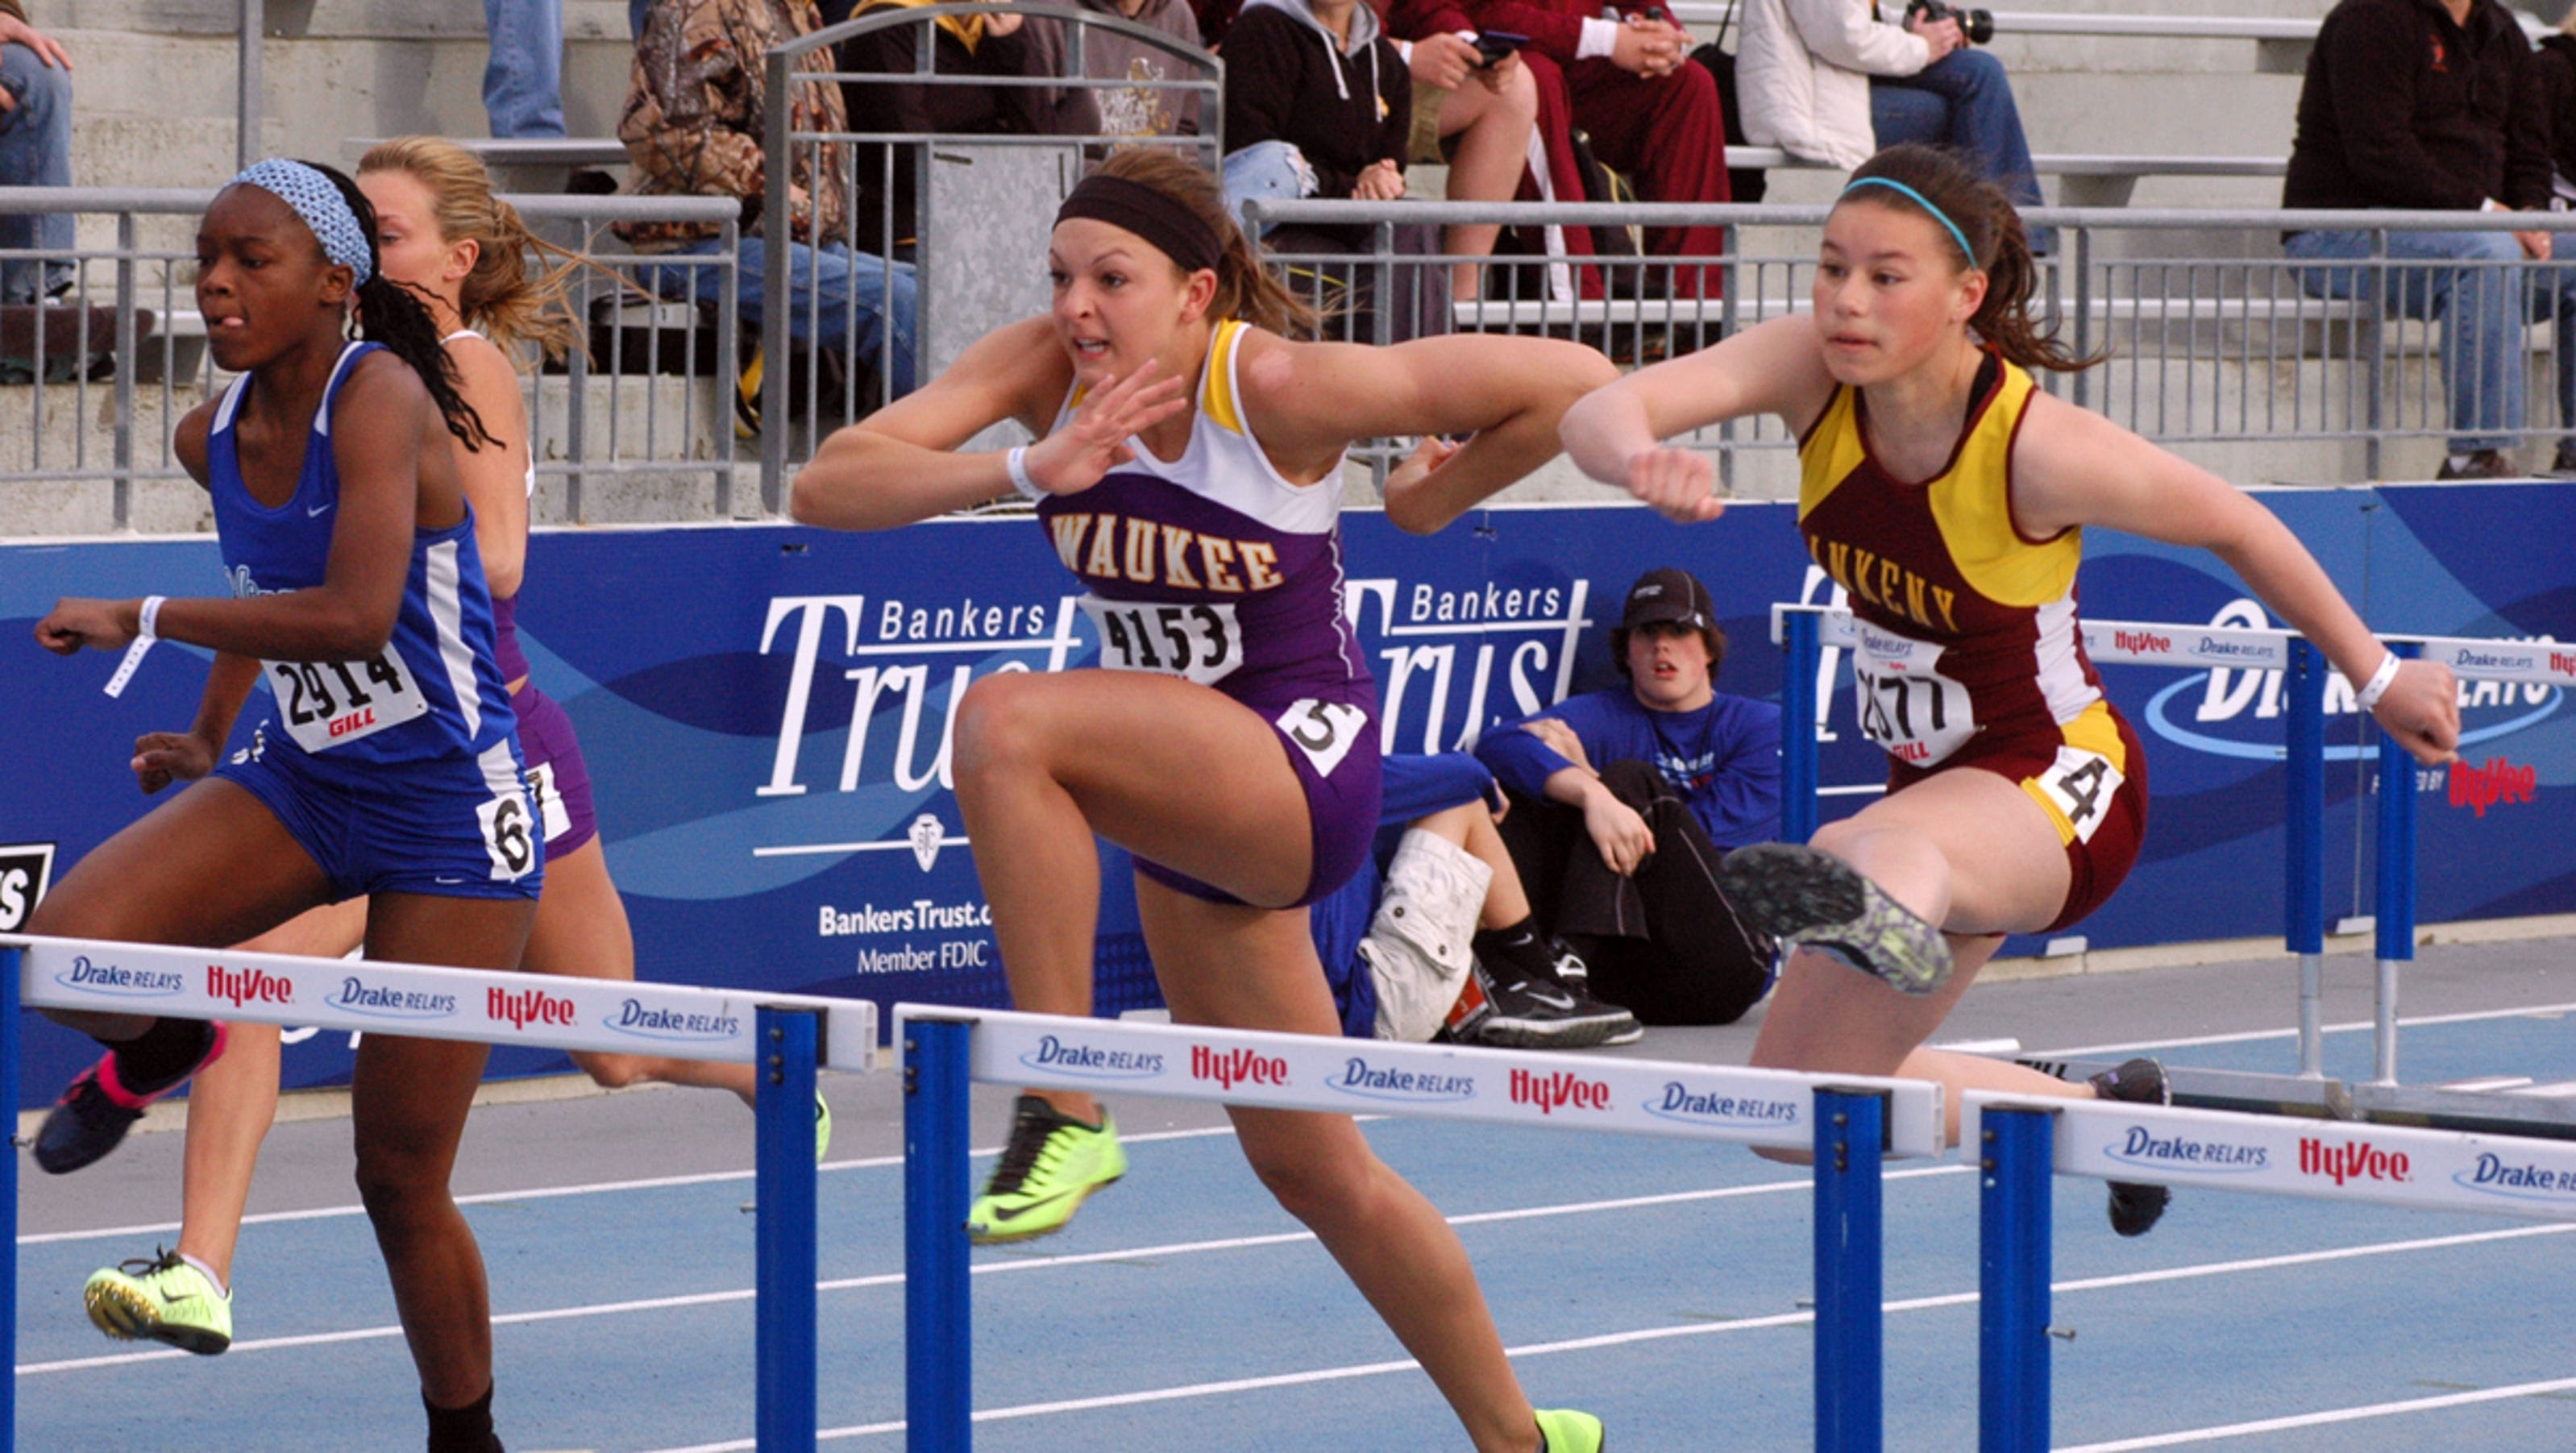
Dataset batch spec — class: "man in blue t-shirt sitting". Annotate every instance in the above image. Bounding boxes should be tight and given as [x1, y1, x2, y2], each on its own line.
[1475, 567, 1781, 1024]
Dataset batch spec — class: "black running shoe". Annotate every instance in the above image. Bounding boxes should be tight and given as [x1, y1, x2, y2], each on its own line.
[1469, 958, 1641, 1049]
[35, 1023, 229, 1176]
[1714, 843, 1952, 995]
[2088, 1057, 2173, 1237]
[1548, 936, 1591, 988]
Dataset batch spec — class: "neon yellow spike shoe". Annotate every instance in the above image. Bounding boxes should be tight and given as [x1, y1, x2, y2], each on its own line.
[85, 1249, 232, 1355]
[1535, 1408, 1605, 1452]
[965, 1094, 1127, 1245]
[816, 1090, 833, 1162]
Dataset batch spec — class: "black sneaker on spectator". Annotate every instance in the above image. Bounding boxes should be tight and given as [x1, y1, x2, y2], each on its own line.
[1469, 958, 1640, 1049]
[1548, 936, 1590, 988]
[2087, 1057, 2174, 1237]
[2551, 439, 2576, 477]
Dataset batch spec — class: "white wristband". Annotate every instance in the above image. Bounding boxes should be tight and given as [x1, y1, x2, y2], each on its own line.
[2353, 650, 2403, 713]
[104, 595, 166, 700]
[1004, 446, 1041, 501]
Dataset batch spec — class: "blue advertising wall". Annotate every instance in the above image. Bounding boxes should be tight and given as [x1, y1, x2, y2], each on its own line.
[5, 482, 2570, 1098]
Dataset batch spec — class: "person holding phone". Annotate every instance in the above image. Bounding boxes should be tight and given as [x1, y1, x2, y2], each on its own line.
[1393, 0, 1734, 297]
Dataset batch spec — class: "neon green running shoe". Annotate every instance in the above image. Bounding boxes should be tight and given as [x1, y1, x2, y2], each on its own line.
[965, 1094, 1126, 1244]
[816, 1090, 833, 1162]
[1535, 1408, 1606, 1452]
[1716, 842, 1952, 996]
[85, 1248, 232, 1355]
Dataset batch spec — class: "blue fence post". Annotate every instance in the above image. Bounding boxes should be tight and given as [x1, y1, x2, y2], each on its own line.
[2283, 639, 2327, 1077]
[1785, 608, 1822, 845]
[1978, 1106, 2054, 1453]
[2370, 641, 2420, 1086]
[905, 1018, 974, 1452]
[1812, 1087, 1884, 1453]
[3, 944, 19, 1452]
[754, 1006, 820, 1453]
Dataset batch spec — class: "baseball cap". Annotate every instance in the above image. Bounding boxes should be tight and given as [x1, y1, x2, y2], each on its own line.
[1619, 567, 1714, 631]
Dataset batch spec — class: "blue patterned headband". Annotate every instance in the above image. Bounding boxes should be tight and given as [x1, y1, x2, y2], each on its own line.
[1841, 176, 1977, 270]
[230, 158, 373, 286]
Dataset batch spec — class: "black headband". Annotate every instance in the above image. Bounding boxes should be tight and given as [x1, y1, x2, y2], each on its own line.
[1054, 173, 1223, 276]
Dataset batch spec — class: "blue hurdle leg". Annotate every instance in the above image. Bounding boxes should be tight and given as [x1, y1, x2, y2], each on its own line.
[2371, 641, 2421, 1086]
[755, 1007, 820, 1453]
[905, 1019, 973, 1452]
[4, 944, 19, 1453]
[1813, 1087, 1884, 1453]
[1979, 1106, 2054, 1453]
[1784, 609, 1822, 846]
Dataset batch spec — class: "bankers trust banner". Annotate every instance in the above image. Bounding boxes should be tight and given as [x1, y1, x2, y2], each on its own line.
[4, 484, 2568, 1094]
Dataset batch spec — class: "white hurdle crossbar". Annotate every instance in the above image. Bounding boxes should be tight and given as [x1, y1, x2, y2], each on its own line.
[0, 934, 878, 1453]
[1968, 1090, 2576, 1451]
[896, 1003, 1944, 1453]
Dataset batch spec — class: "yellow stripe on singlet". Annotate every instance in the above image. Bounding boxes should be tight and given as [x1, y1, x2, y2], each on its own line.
[2019, 700, 2127, 845]
[1202, 319, 1247, 434]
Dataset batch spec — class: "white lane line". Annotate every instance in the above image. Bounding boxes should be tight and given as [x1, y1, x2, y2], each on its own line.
[15, 1124, 1256, 1248]
[2039, 1000, 2576, 1059]
[2053, 1373, 2576, 1451]
[20, 1169, 1964, 1376]
[635, 1223, 2576, 1452]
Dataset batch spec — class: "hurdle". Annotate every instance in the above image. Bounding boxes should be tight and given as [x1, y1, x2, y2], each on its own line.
[895, 1003, 1947, 1453]
[1968, 1090, 2576, 1450]
[0, 933, 878, 1453]
[1773, 604, 2576, 1133]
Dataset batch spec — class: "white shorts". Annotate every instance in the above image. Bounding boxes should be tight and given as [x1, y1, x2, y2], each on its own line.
[1357, 828, 1493, 1044]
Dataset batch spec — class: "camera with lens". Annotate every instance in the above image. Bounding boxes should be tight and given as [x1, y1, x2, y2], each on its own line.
[1904, 0, 1993, 45]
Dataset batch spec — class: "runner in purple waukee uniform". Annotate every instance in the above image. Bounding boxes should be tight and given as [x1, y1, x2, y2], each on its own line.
[791, 146, 1618, 1453]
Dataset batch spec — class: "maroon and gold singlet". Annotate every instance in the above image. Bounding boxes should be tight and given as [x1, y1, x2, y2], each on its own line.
[1797, 352, 2146, 932]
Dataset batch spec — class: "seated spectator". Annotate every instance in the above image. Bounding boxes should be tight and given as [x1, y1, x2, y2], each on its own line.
[2282, 0, 2548, 480]
[487, 0, 567, 139]
[1376, 10, 1542, 302]
[1475, 567, 1780, 1026]
[1736, 0, 2042, 236]
[1315, 753, 1640, 1047]
[1220, 0, 1451, 338]
[1430, 0, 1730, 298]
[2524, 15, 2576, 473]
[0, 2, 73, 305]
[825, 0, 1050, 262]
[621, 0, 920, 408]
[1025, 0, 1207, 139]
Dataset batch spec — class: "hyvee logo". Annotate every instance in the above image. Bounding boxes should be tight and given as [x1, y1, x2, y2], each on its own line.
[2299, 1137, 2410, 1187]
[1190, 1044, 1288, 1091]
[0, 842, 56, 932]
[1508, 1069, 1610, 1115]
[207, 964, 294, 1009]
[2111, 629, 2173, 656]
[2449, 757, 2537, 817]
[488, 986, 576, 1031]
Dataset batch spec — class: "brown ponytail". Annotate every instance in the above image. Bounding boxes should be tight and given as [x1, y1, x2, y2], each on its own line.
[358, 135, 588, 367]
[1840, 143, 2099, 373]
[1090, 147, 1319, 338]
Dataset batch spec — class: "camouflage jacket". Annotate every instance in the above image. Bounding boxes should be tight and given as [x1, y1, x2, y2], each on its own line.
[619, 0, 850, 250]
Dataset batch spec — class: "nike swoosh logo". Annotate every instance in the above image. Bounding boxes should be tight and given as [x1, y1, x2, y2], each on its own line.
[1517, 986, 1577, 1011]
[987, 1188, 1083, 1223]
[306, 503, 332, 517]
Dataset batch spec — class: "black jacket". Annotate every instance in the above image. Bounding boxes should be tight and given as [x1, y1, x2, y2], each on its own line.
[1219, 2, 1411, 202]
[2283, 0, 2551, 214]
[2529, 33, 2576, 186]
[825, 0, 1048, 256]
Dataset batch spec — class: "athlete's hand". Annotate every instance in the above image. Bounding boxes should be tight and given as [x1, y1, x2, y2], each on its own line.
[1581, 782, 1655, 875]
[34, 596, 138, 654]
[1527, 716, 1593, 770]
[1620, 445, 1725, 524]
[131, 729, 218, 795]
[2370, 658, 2462, 766]
[1024, 359, 1188, 496]
[1386, 434, 1462, 498]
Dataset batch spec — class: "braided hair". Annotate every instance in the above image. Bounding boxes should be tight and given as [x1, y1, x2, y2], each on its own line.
[297, 159, 497, 450]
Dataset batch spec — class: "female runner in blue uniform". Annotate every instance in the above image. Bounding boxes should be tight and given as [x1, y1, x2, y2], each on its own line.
[63, 137, 812, 1364]
[32, 159, 537, 1453]
[790, 147, 1616, 1453]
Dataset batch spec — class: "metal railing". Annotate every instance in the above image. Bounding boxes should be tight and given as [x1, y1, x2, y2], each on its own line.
[758, 2, 1223, 508]
[1249, 199, 2576, 486]
[0, 187, 742, 534]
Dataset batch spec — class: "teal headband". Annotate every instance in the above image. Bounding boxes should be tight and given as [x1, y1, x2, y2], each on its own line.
[1841, 176, 1978, 269]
